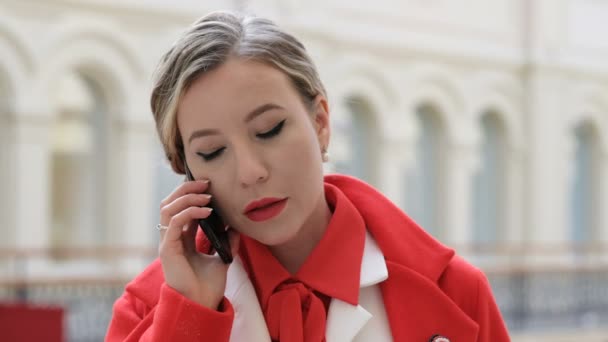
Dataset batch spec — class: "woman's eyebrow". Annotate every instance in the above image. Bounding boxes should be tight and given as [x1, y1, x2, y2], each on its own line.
[244, 103, 283, 123]
[188, 103, 284, 144]
[188, 128, 219, 144]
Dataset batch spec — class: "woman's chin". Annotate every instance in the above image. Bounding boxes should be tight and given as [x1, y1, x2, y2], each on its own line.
[247, 228, 299, 247]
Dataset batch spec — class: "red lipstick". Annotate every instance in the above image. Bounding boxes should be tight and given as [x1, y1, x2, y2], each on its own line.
[244, 197, 288, 222]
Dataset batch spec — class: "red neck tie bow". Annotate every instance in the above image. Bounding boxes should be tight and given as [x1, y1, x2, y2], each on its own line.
[264, 281, 327, 342]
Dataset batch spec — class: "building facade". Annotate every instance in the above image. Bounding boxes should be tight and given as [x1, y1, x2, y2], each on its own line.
[0, 0, 607, 340]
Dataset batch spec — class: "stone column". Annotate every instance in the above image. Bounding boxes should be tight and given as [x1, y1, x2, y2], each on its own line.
[0, 114, 15, 248]
[0, 113, 16, 279]
[13, 115, 53, 249]
[111, 118, 157, 275]
[11, 114, 54, 278]
[524, 70, 570, 266]
[522, 0, 572, 266]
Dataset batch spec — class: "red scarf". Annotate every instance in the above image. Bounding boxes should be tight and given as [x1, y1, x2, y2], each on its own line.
[238, 182, 366, 342]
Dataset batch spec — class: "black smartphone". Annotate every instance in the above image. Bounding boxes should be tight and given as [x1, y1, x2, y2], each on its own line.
[182, 156, 233, 264]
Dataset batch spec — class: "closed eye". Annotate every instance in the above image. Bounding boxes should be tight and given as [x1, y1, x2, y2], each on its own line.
[256, 119, 286, 139]
[196, 147, 225, 161]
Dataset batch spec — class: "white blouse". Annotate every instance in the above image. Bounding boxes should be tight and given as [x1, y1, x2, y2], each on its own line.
[224, 231, 393, 342]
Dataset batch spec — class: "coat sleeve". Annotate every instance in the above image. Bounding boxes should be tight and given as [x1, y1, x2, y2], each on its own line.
[472, 272, 510, 342]
[105, 283, 234, 342]
[439, 256, 510, 342]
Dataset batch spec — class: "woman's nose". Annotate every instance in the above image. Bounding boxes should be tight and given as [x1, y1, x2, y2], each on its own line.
[234, 147, 269, 186]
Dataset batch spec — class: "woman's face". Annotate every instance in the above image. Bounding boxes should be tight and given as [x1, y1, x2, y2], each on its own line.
[177, 58, 330, 246]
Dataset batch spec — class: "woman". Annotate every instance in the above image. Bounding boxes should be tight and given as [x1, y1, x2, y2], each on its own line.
[106, 10, 509, 342]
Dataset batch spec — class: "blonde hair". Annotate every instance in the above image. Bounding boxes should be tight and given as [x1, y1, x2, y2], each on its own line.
[151, 11, 327, 174]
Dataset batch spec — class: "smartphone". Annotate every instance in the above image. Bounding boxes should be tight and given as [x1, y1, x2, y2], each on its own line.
[182, 157, 233, 264]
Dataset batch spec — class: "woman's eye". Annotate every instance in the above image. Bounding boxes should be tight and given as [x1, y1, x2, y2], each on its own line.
[257, 119, 286, 139]
[196, 147, 225, 161]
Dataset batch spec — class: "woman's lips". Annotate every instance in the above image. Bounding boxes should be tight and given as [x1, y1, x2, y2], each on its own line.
[245, 198, 288, 222]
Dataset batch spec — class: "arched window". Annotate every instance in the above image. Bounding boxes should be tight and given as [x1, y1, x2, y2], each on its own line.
[406, 104, 446, 238]
[570, 121, 600, 244]
[472, 112, 506, 245]
[50, 72, 109, 251]
[334, 96, 378, 185]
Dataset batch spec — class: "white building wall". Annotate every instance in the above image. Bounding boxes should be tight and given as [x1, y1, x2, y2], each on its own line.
[0, 0, 607, 339]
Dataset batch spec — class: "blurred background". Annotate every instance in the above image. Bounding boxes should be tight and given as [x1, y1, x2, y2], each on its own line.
[0, 0, 607, 341]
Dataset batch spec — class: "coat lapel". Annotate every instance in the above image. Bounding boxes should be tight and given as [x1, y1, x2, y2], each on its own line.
[325, 299, 372, 342]
[380, 261, 479, 341]
[325, 231, 389, 342]
[225, 256, 271, 342]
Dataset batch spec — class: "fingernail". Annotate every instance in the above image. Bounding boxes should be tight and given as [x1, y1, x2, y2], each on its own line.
[199, 179, 210, 183]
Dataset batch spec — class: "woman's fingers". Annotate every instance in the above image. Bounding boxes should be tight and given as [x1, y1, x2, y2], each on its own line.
[159, 206, 213, 256]
[158, 181, 212, 253]
[160, 193, 212, 226]
[183, 220, 199, 254]
[160, 180, 210, 212]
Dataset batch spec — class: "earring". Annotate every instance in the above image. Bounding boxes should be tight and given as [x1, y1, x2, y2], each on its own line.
[321, 147, 329, 162]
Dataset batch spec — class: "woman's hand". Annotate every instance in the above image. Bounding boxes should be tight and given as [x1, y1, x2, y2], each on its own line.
[158, 180, 240, 310]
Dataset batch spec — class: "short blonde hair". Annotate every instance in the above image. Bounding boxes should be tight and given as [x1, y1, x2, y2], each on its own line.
[151, 11, 327, 174]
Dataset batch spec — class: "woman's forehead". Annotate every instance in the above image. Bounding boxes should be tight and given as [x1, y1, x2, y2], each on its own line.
[179, 60, 300, 119]
[194, 59, 289, 92]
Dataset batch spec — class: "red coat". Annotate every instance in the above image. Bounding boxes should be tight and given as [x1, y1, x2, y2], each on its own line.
[106, 174, 510, 341]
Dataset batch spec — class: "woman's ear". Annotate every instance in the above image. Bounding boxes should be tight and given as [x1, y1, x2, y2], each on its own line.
[311, 95, 331, 151]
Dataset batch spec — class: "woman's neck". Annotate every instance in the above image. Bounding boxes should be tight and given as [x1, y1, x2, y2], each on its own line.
[268, 192, 332, 274]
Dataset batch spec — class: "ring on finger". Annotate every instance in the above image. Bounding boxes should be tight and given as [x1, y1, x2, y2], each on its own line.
[156, 224, 169, 231]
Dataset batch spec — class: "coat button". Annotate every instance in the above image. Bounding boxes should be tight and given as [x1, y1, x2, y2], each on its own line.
[429, 335, 450, 342]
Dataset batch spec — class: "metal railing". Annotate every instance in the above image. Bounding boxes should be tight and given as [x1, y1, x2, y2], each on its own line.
[1, 246, 607, 341]
[488, 267, 608, 332]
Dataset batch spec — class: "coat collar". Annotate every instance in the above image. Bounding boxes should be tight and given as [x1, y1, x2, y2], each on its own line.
[325, 174, 480, 341]
[324, 174, 455, 282]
